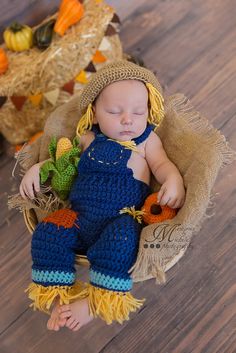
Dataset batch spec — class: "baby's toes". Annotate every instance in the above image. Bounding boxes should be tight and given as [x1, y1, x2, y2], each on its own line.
[47, 318, 53, 330]
[58, 316, 67, 327]
[59, 304, 70, 313]
[72, 322, 82, 331]
[47, 317, 56, 331]
[70, 319, 80, 330]
[53, 320, 60, 331]
[66, 317, 78, 329]
[59, 310, 71, 320]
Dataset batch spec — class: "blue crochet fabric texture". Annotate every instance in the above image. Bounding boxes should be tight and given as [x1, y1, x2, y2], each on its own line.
[31, 124, 153, 292]
[31, 220, 79, 286]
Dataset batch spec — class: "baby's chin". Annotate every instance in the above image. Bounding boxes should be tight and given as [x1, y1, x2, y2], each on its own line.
[100, 130, 141, 141]
[113, 131, 138, 141]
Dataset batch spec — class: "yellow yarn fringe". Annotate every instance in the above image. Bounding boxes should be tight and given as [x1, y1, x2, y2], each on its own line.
[119, 206, 145, 224]
[76, 284, 145, 324]
[76, 103, 94, 137]
[146, 83, 165, 128]
[25, 281, 86, 314]
[108, 139, 138, 152]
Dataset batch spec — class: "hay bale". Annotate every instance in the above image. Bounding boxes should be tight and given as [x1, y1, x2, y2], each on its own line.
[0, 0, 123, 143]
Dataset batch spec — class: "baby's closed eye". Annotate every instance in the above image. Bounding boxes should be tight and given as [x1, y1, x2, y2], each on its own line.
[107, 110, 120, 114]
[133, 112, 145, 115]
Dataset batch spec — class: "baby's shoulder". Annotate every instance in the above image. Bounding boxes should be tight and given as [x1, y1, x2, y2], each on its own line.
[80, 130, 96, 152]
[145, 130, 162, 146]
[135, 131, 161, 157]
[143, 131, 163, 156]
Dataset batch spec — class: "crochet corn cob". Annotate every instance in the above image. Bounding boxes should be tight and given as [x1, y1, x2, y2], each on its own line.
[56, 137, 73, 160]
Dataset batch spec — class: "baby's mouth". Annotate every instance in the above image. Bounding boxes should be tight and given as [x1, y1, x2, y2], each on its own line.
[120, 131, 133, 136]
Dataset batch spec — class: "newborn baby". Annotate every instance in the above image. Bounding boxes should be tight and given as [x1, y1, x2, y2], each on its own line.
[20, 61, 185, 331]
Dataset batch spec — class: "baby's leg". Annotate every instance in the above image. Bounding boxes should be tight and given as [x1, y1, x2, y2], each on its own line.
[59, 214, 144, 328]
[25, 209, 85, 331]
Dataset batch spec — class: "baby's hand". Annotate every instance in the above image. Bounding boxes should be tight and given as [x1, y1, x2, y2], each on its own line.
[158, 177, 185, 209]
[19, 163, 41, 200]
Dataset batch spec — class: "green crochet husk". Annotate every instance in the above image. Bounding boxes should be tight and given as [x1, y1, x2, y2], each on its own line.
[40, 137, 81, 200]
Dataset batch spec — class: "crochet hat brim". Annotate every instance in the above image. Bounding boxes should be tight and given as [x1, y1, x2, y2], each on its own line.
[78, 60, 163, 115]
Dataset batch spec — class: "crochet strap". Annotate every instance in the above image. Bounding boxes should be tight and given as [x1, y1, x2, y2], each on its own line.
[91, 124, 102, 136]
[132, 124, 154, 145]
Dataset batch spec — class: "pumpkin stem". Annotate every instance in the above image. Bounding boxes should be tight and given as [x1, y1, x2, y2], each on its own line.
[10, 22, 24, 33]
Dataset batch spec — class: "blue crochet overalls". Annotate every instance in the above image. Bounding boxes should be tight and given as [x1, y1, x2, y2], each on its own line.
[31, 124, 153, 294]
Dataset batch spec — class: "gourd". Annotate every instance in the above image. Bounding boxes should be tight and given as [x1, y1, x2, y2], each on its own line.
[0, 48, 9, 74]
[33, 19, 56, 50]
[3, 22, 33, 52]
[54, 0, 84, 36]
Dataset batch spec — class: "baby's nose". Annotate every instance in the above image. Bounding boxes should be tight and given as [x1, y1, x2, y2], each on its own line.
[120, 112, 132, 124]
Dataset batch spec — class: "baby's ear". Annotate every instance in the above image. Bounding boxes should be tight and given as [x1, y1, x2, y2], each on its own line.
[92, 105, 98, 124]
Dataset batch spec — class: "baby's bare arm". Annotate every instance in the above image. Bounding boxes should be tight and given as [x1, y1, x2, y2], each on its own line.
[145, 132, 185, 208]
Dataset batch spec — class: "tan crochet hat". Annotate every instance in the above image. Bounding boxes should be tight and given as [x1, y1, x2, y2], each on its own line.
[78, 60, 163, 111]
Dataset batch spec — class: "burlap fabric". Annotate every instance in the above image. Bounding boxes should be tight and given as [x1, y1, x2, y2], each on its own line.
[0, 0, 122, 144]
[10, 60, 236, 284]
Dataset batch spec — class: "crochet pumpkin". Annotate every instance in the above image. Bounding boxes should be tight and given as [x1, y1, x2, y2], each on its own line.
[39, 136, 81, 200]
[141, 192, 177, 224]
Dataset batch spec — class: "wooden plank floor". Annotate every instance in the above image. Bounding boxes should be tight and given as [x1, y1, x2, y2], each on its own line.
[1, 1, 236, 352]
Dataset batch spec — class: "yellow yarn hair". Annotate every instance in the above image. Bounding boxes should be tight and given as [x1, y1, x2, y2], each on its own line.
[76, 103, 94, 137]
[146, 82, 165, 128]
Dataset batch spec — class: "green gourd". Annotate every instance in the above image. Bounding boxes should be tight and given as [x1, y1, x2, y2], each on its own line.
[33, 19, 56, 50]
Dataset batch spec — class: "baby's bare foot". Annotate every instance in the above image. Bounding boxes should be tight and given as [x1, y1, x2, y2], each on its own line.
[47, 299, 67, 331]
[59, 298, 94, 331]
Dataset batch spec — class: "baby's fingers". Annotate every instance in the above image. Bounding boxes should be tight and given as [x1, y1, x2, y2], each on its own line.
[172, 197, 184, 209]
[33, 178, 40, 193]
[157, 186, 166, 204]
[24, 182, 35, 199]
[168, 198, 178, 208]
[20, 183, 27, 200]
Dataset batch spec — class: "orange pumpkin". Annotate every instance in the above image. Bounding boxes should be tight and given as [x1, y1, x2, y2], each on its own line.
[54, 0, 84, 36]
[0, 48, 9, 74]
[141, 192, 177, 224]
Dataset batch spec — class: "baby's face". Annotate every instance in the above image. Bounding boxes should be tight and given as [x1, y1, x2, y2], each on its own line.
[93, 80, 149, 141]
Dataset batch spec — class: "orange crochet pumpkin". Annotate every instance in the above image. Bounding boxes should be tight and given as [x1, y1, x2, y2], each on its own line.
[141, 192, 177, 224]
